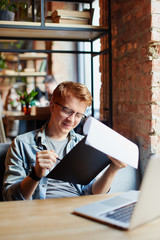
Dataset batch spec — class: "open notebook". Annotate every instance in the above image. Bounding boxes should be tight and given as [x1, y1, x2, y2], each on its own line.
[73, 154, 160, 230]
[47, 117, 139, 184]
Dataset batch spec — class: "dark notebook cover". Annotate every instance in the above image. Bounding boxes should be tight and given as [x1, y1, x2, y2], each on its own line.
[46, 137, 111, 185]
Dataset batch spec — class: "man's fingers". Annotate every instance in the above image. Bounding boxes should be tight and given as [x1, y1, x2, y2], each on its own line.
[36, 150, 58, 164]
[107, 155, 127, 170]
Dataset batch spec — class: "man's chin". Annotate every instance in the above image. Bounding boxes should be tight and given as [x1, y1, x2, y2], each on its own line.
[61, 125, 72, 134]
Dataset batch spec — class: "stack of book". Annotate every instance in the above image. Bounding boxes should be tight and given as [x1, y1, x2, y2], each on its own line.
[50, 9, 94, 25]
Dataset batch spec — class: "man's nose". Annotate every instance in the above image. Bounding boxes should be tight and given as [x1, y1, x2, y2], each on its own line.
[68, 112, 76, 121]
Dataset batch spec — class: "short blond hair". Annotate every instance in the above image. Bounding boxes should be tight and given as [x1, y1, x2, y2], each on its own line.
[51, 81, 92, 106]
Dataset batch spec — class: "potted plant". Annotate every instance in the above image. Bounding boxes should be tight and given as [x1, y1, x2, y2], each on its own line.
[0, 0, 17, 21]
[0, 0, 28, 21]
[17, 89, 38, 115]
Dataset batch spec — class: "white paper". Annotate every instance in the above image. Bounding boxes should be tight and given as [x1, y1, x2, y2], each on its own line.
[83, 117, 139, 168]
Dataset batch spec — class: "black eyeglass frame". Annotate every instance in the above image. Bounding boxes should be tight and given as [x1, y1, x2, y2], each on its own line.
[54, 102, 86, 120]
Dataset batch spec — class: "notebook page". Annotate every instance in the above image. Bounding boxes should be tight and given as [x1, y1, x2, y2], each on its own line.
[83, 117, 139, 168]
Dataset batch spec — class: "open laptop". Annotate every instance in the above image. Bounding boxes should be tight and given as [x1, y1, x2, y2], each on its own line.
[73, 154, 160, 230]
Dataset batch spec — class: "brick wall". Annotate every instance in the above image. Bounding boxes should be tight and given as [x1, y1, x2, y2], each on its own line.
[100, 0, 160, 174]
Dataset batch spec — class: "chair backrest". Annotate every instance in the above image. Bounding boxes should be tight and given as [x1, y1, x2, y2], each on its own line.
[109, 165, 140, 193]
[0, 116, 6, 143]
[0, 143, 10, 201]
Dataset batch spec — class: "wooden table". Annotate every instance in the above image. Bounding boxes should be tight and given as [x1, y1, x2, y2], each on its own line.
[2, 110, 51, 135]
[2, 110, 51, 121]
[0, 194, 160, 240]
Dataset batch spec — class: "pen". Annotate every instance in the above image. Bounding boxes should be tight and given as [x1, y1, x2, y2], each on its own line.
[35, 146, 61, 162]
[56, 158, 61, 162]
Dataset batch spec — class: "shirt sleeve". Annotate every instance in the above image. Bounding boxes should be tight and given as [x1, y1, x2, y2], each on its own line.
[75, 179, 96, 196]
[2, 138, 28, 201]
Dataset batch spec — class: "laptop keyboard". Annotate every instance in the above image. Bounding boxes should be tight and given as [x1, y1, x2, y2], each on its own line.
[101, 202, 136, 223]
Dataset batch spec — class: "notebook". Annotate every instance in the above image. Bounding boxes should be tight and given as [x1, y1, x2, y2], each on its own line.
[73, 154, 160, 230]
[47, 136, 111, 185]
[47, 117, 139, 184]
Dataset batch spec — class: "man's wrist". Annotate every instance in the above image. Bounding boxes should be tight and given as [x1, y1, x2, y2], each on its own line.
[29, 167, 41, 181]
[109, 163, 119, 171]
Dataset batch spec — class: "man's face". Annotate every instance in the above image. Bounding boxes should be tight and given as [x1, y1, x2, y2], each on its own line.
[50, 95, 87, 138]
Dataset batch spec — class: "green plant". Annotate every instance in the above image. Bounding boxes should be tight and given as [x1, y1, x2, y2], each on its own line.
[0, 54, 6, 69]
[0, 0, 27, 12]
[17, 89, 38, 105]
[0, 0, 17, 11]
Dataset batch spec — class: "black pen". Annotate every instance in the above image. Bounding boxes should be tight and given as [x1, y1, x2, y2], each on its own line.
[56, 158, 61, 162]
[35, 146, 61, 161]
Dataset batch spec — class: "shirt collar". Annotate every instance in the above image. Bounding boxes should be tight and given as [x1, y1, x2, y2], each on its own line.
[35, 122, 76, 148]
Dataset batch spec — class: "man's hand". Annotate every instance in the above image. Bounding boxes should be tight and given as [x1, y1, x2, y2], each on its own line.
[35, 150, 58, 178]
[108, 155, 127, 171]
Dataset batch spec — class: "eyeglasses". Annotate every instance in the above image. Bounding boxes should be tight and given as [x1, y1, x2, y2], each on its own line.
[54, 102, 86, 120]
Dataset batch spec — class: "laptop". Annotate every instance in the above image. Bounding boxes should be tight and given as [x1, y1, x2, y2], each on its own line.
[73, 154, 160, 230]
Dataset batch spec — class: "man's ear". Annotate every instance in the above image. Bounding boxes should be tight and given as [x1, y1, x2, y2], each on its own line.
[50, 100, 54, 112]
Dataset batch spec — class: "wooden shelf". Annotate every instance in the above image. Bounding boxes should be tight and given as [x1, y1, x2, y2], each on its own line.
[0, 72, 46, 77]
[19, 53, 47, 60]
[55, 0, 95, 2]
[0, 82, 25, 87]
[0, 21, 108, 41]
[2, 53, 47, 61]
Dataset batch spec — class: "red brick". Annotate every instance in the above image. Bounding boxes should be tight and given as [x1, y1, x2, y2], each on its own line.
[100, 0, 160, 170]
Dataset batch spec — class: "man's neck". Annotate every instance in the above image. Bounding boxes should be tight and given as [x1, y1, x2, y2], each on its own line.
[45, 124, 68, 141]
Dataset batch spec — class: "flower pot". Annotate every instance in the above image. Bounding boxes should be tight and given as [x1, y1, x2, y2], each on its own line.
[23, 103, 31, 115]
[0, 10, 15, 21]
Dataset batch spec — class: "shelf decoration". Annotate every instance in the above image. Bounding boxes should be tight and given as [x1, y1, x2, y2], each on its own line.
[8, 97, 20, 111]
[50, 9, 94, 25]
[17, 89, 38, 115]
[0, 0, 28, 21]
[0, 0, 16, 21]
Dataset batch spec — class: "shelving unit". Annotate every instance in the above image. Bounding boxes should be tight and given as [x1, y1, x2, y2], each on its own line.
[0, 52, 47, 106]
[0, 53, 47, 77]
[0, 0, 112, 120]
[0, 21, 108, 42]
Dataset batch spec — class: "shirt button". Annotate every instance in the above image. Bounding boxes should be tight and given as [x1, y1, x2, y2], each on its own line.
[42, 185, 45, 187]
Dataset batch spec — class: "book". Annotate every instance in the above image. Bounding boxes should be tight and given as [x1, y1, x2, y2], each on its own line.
[47, 136, 111, 185]
[83, 117, 139, 168]
[39, 59, 47, 72]
[51, 9, 91, 20]
[52, 16, 89, 25]
[46, 117, 139, 185]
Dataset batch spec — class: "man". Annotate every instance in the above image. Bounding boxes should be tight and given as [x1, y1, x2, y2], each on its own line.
[3, 81, 127, 201]
[44, 75, 57, 102]
[35, 75, 57, 105]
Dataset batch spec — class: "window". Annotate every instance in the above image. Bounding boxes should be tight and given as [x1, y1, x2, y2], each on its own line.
[78, 0, 101, 119]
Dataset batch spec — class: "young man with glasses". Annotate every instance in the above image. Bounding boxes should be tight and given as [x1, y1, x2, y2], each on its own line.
[3, 81, 127, 201]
